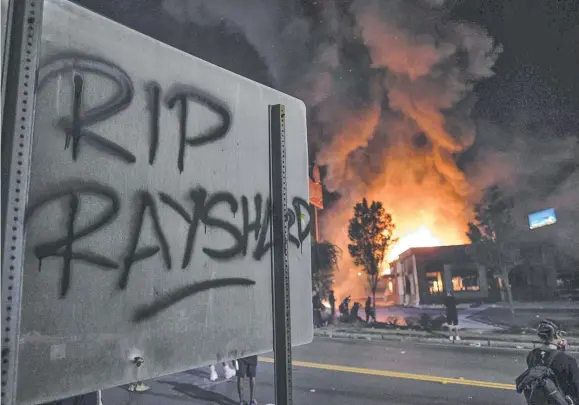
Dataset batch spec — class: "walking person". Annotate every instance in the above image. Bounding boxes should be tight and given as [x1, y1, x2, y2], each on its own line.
[365, 296, 376, 324]
[516, 320, 579, 404]
[312, 291, 324, 328]
[237, 355, 258, 405]
[444, 291, 460, 341]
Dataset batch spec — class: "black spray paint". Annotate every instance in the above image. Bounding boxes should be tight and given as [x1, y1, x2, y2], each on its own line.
[37, 54, 136, 163]
[145, 81, 161, 165]
[30, 53, 311, 320]
[25, 182, 121, 297]
[132, 278, 256, 322]
[27, 183, 312, 298]
[38, 55, 233, 172]
[165, 86, 232, 173]
[119, 191, 172, 290]
[159, 189, 207, 270]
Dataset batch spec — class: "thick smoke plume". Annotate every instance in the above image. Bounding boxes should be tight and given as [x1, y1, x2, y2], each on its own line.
[468, 118, 579, 260]
[163, 0, 502, 298]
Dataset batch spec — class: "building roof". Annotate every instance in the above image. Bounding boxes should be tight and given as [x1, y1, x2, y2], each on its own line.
[397, 244, 473, 263]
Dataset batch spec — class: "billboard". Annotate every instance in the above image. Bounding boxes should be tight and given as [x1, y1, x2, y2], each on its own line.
[528, 208, 557, 230]
[15, 0, 312, 403]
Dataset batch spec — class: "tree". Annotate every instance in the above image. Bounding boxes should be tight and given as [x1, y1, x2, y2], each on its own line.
[348, 199, 397, 315]
[467, 185, 519, 317]
[311, 241, 340, 298]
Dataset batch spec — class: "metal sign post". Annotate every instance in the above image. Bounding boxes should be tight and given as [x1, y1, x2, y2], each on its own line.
[1, 0, 44, 404]
[269, 104, 293, 405]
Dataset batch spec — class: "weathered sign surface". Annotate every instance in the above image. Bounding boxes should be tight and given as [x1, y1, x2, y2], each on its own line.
[17, 1, 312, 403]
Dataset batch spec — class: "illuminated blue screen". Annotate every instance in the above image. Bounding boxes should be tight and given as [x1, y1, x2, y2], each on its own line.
[528, 208, 557, 229]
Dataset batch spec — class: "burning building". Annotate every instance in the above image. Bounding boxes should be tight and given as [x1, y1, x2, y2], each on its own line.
[309, 1, 502, 299]
[389, 245, 496, 306]
[70, 0, 575, 304]
[159, 0, 502, 300]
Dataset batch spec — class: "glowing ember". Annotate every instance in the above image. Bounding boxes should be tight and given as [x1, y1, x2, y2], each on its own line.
[388, 226, 442, 262]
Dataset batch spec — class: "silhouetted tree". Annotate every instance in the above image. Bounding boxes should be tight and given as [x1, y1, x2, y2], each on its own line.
[467, 185, 520, 317]
[348, 199, 397, 314]
[311, 241, 340, 298]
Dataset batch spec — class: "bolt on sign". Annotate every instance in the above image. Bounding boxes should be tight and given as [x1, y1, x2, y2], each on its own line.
[4, 0, 312, 403]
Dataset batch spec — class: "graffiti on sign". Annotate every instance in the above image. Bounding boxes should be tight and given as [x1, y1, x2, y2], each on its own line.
[26, 53, 311, 322]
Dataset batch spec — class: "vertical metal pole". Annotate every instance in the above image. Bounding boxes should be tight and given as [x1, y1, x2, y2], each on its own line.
[1, 0, 44, 404]
[269, 104, 293, 405]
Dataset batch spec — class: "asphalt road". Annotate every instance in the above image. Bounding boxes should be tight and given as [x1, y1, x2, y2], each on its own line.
[102, 338, 553, 405]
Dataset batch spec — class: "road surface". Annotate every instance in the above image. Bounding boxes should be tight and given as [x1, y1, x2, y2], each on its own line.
[102, 338, 550, 405]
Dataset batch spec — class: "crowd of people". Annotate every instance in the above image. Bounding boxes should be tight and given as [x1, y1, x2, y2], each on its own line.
[123, 290, 578, 405]
[312, 290, 579, 404]
[89, 294, 578, 405]
[312, 290, 377, 327]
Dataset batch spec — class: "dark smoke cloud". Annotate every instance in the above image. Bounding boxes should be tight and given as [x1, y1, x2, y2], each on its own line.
[467, 119, 579, 259]
[162, 0, 503, 296]
[161, 0, 312, 85]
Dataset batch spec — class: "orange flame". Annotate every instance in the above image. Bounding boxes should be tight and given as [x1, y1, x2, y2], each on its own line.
[381, 226, 466, 275]
[311, 1, 499, 301]
[388, 226, 443, 262]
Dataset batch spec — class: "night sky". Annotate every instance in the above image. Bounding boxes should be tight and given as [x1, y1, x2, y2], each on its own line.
[455, 0, 579, 198]
[456, 0, 579, 131]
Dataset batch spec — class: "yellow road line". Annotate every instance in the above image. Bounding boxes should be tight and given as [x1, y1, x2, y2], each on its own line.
[258, 357, 515, 391]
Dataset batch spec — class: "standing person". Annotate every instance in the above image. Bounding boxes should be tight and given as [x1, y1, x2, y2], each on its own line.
[339, 296, 351, 317]
[364, 297, 376, 324]
[329, 290, 336, 322]
[312, 291, 324, 328]
[444, 291, 460, 341]
[516, 320, 579, 404]
[237, 355, 258, 405]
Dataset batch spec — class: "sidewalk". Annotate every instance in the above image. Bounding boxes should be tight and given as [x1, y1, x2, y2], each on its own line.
[492, 301, 579, 310]
[102, 366, 240, 405]
[371, 302, 579, 332]
[395, 301, 579, 311]
[315, 325, 579, 351]
[373, 305, 501, 331]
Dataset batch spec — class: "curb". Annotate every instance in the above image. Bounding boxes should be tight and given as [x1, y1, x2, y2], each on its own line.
[314, 330, 579, 352]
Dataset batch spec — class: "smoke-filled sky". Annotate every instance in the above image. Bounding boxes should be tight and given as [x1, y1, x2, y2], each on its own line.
[75, 0, 578, 294]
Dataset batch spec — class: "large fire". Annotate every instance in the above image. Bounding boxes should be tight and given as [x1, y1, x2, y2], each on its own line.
[309, 0, 499, 300]
[327, 200, 470, 298]
[388, 226, 442, 262]
[160, 0, 502, 300]
[382, 225, 466, 275]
